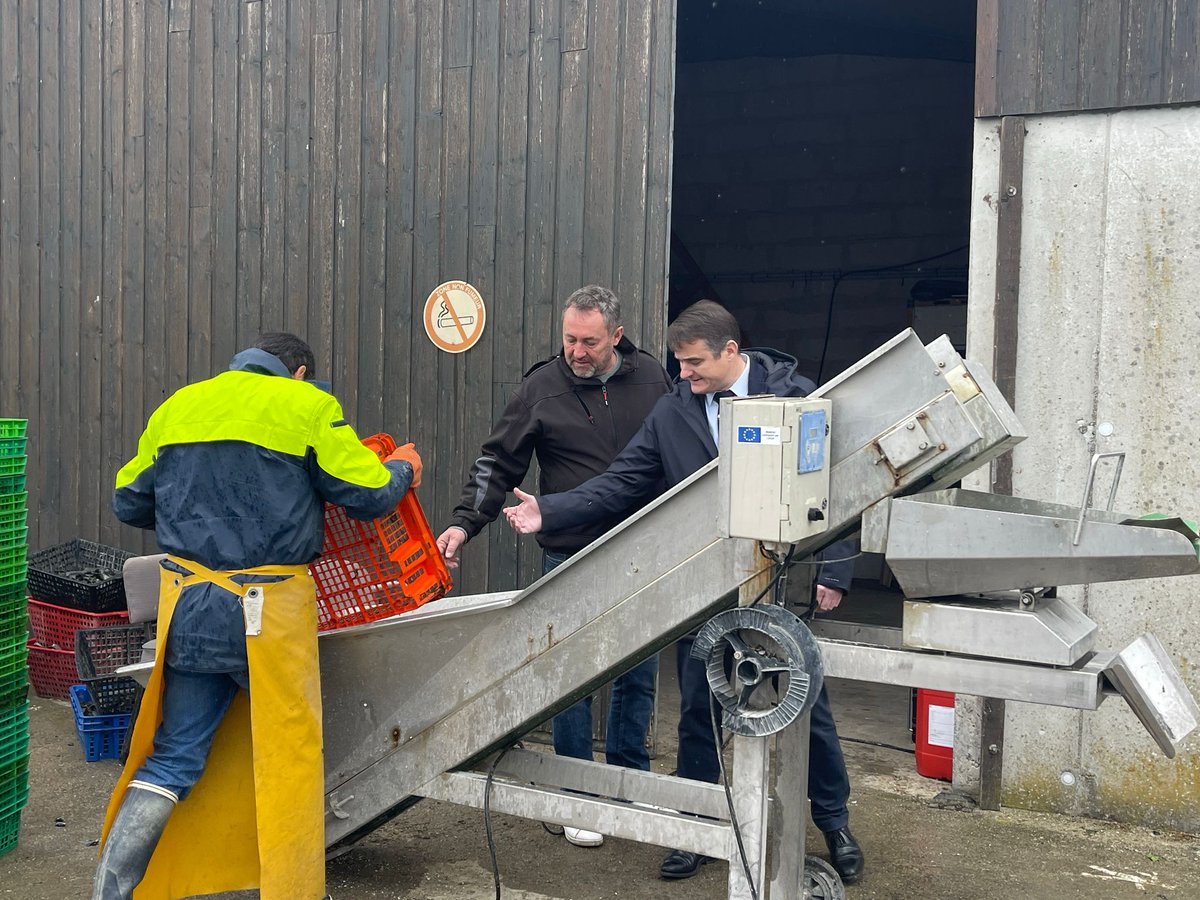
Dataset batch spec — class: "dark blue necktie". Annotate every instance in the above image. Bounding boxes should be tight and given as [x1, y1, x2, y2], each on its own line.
[713, 389, 736, 436]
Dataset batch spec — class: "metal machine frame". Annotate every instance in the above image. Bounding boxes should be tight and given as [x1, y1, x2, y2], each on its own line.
[121, 329, 1199, 900]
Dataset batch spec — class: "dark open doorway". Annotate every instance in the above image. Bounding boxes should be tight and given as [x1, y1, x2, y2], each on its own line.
[668, 0, 977, 383]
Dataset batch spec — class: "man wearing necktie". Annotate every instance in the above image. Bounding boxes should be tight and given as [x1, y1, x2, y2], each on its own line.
[504, 300, 864, 885]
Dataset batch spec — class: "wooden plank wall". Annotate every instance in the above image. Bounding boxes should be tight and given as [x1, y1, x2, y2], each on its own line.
[976, 0, 1200, 116]
[0, 0, 676, 595]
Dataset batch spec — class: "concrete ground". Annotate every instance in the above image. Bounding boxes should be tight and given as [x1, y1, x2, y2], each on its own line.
[2, 649, 1199, 899]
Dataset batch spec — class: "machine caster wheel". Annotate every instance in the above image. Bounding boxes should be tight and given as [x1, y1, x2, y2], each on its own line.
[804, 855, 845, 900]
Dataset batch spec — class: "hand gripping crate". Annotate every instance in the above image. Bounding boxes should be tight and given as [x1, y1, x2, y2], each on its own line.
[27, 539, 134, 612]
[309, 434, 452, 631]
[74, 623, 154, 715]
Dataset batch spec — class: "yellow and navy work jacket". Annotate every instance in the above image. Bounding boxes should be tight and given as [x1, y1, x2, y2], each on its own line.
[113, 348, 411, 572]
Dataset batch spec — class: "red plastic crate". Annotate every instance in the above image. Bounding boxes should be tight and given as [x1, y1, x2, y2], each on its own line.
[309, 434, 452, 632]
[26, 598, 130, 649]
[26, 641, 78, 700]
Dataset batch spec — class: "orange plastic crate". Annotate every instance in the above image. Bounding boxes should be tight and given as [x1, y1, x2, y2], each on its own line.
[309, 434, 451, 631]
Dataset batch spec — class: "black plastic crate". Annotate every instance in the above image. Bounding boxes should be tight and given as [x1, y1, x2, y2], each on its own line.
[75, 623, 155, 679]
[27, 539, 134, 612]
[80, 675, 141, 716]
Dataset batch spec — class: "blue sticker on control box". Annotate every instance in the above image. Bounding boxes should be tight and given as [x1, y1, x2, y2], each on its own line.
[737, 426, 762, 443]
[798, 409, 827, 473]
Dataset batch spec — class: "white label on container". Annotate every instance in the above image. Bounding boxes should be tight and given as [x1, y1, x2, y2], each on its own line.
[760, 427, 782, 445]
[928, 703, 955, 748]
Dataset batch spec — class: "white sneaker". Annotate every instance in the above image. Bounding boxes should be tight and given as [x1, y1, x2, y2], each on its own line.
[563, 826, 604, 847]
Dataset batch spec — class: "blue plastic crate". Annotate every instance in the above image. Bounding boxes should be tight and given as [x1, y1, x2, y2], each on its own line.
[69, 684, 132, 762]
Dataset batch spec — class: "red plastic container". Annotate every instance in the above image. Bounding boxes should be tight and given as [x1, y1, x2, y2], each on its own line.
[915, 688, 955, 781]
[26, 641, 78, 700]
[26, 598, 130, 650]
[308, 434, 452, 632]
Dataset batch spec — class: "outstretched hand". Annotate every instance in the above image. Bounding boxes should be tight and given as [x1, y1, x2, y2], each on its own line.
[503, 488, 543, 534]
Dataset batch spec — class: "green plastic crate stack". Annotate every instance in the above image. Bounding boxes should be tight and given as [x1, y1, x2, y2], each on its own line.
[0, 417, 29, 858]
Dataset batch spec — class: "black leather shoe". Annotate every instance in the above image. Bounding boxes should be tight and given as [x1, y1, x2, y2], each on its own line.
[823, 826, 864, 884]
[660, 847, 712, 880]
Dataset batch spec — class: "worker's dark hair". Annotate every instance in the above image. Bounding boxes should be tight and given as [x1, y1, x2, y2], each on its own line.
[564, 285, 621, 333]
[667, 300, 741, 355]
[256, 332, 316, 379]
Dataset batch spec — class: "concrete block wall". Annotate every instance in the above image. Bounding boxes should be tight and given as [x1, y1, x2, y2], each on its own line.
[672, 54, 974, 379]
[966, 106, 1200, 832]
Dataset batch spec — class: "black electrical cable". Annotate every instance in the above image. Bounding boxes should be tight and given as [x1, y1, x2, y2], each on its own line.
[747, 545, 795, 607]
[483, 744, 519, 900]
[756, 541, 861, 570]
[708, 547, 799, 748]
[786, 552, 862, 566]
[704, 545, 803, 895]
[753, 544, 862, 622]
[816, 243, 970, 384]
[841, 735, 916, 755]
[710, 693, 760, 900]
[815, 273, 845, 386]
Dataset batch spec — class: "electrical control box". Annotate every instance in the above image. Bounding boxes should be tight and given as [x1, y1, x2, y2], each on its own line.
[717, 396, 833, 543]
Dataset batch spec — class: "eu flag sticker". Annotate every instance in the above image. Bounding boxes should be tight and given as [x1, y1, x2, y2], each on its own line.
[737, 426, 762, 443]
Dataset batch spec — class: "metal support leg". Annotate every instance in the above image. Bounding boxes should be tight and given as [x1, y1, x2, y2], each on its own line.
[768, 712, 811, 898]
[979, 697, 1005, 810]
[728, 735, 771, 900]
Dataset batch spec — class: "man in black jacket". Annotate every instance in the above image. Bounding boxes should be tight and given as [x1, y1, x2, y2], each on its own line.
[437, 285, 672, 849]
[505, 300, 865, 884]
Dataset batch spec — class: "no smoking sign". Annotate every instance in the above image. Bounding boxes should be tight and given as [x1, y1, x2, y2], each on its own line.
[423, 281, 487, 353]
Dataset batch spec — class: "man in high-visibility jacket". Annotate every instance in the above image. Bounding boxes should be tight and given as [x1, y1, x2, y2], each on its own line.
[93, 333, 422, 900]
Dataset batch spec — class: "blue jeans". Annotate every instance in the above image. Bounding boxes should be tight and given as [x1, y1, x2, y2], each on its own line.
[134, 666, 249, 800]
[134, 578, 252, 800]
[544, 550, 658, 771]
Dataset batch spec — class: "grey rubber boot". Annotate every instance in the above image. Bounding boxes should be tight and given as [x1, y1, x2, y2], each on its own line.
[91, 786, 177, 900]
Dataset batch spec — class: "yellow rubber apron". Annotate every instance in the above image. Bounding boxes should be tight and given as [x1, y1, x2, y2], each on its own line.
[100, 556, 326, 900]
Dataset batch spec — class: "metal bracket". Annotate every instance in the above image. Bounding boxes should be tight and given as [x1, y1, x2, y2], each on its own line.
[327, 790, 355, 820]
[1073, 451, 1126, 545]
[1101, 634, 1199, 759]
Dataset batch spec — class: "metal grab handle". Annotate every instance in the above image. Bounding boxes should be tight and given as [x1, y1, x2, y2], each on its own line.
[1073, 451, 1126, 545]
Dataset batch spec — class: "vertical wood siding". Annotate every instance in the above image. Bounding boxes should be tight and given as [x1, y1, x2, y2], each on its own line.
[977, 0, 1200, 116]
[0, 0, 676, 594]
